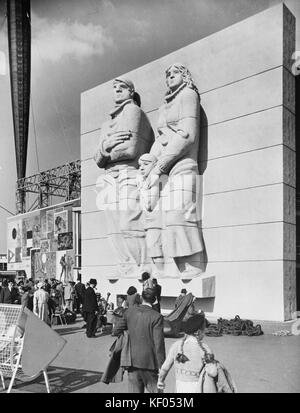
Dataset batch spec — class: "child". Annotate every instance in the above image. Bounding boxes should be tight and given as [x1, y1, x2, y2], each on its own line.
[137, 154, 164, 271]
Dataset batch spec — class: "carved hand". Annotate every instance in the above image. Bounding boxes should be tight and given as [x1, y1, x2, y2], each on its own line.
[103, 131, 132, 152]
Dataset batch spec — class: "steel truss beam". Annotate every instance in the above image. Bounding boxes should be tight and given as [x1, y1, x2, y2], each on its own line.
[16, 160, 81, 213]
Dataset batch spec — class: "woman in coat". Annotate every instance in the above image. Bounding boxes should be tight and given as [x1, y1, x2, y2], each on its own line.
[33, 281, 50, 325]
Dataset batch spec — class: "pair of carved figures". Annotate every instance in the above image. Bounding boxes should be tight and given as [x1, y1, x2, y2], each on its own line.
[94, 63, 205, 279]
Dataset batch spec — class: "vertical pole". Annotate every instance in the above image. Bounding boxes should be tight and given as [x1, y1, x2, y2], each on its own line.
[0, 371, 5, 390]
[7, 368, 18, 393]
[43, 370, 51, 393]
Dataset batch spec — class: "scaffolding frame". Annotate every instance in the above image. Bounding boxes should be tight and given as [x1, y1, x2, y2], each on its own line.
[16, 160, 81, 214]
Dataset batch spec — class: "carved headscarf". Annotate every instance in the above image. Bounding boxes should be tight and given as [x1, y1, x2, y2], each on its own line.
[138, 153, 157, 164]
[165, 63, 200, 100]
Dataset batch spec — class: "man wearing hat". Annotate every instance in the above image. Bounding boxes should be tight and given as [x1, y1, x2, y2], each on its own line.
[94, 76, 154, 275]
[113, 287, 166, 393]
[82, 278, 98, 338]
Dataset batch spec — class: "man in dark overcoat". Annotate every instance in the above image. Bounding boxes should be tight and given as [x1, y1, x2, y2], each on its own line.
[113, 288, 165, 392]
[82, 278, 98, 338]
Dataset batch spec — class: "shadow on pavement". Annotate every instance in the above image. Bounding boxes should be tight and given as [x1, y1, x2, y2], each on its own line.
[2, 366, 103, 393]
[54, 325, 85, 335]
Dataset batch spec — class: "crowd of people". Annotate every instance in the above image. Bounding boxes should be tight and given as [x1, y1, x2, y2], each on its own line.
[81, 270, 231, 394]
[0, 276, 86, 326]
[80, 272, 162, 339]
[0, 271, 236, 393]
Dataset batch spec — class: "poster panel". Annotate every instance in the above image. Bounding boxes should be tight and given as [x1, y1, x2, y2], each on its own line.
[46, 210, 54, 233]
[47, 232, 58, 252]
[45, 252, 57, 279]
[65, 250, 75, 282]
[31, 249, 46, 280]
[40, 239, 50, 253]
[58, 232, 73, 250]
[54, 210, 68, 235]
[7, 219, 22, 263]
[32, 215, 41, 249]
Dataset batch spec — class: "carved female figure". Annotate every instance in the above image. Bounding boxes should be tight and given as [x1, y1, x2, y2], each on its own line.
[150, 63, 204, 277]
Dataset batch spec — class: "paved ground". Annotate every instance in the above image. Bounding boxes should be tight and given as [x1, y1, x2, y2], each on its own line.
[1, 315, 300, 393]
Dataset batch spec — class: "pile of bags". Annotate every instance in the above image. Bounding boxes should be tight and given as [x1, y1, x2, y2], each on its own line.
[205, 315, 263, 337]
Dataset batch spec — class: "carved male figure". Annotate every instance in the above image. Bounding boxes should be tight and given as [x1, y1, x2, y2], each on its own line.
[94, 77, 154, 276]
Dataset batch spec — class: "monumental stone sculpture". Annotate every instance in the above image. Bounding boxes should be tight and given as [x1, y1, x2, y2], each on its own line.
[146, 63, 205, 278]
[94, 77, 154, 277]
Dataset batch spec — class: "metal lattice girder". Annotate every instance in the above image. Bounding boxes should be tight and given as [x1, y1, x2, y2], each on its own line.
[7, 0, 31, 182]
[16, 160, 81, 213]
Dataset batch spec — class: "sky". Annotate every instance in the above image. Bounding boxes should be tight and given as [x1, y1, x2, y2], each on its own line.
[0, 0, 299, 254]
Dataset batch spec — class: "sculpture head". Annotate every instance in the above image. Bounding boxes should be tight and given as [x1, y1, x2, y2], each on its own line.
[113, 76, 135, 104]
[165, 63, 199, 97]
[138, 153, 157, 177]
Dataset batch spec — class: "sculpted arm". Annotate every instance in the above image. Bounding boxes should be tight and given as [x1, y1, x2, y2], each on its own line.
[94, 123, 112, 168]
[109, 104, 144, 162]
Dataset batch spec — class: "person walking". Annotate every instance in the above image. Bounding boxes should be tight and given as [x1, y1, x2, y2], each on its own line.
[113, 288, 166, 393]
[157, 312, 213, 393]
[74, 277, 86, 313]
[82, 278, 98, 338]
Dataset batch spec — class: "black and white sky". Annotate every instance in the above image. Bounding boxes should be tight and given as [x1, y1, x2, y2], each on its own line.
[0, 0, 299, 253]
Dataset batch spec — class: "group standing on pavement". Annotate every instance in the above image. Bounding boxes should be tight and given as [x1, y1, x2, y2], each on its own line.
[0, 271, 236, 393]
[0, 274, 86, 325]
